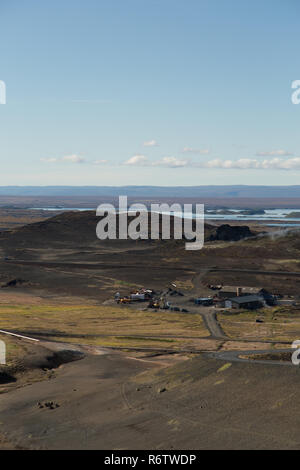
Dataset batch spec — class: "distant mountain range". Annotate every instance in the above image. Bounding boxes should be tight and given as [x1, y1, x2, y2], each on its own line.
[1, 185, 300, 198]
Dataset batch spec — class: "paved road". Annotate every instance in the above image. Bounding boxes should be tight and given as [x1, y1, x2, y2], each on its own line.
[207, 348, 294, 367]
[197, 309, 226, 339]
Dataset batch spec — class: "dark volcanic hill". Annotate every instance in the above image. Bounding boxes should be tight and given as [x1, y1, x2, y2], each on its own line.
[0, 210, 300, 298]
[0, 211, 216, 251]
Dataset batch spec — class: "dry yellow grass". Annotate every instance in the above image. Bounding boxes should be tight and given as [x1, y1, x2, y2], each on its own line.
[0, 304, 208, 349]
[218, 307, 300, 342]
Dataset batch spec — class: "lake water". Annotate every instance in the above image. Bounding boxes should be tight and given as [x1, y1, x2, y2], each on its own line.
[204, 208, 300, 221]
[30, 207, 300, 223]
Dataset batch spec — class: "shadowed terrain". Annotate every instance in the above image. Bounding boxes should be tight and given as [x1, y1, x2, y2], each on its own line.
[1, 210, 300, 449]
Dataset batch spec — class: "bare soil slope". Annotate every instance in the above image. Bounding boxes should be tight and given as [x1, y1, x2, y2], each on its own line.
[1, 351, 300, 449]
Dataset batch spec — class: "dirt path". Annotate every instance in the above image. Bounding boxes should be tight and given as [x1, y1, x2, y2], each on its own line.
[200, 310, 226, 339]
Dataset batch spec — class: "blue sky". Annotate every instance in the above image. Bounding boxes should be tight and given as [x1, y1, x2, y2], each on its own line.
[0, 0, 300, 186]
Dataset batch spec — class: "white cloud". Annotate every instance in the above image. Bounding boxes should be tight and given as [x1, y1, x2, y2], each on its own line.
[124, 155, 190, 168]
[123, 155, 300, 170]
[124, 155, 149, 166]
[41, 154, 86, 164]
[62, 154, 86, 163]
[205, 158, 259, 169]
[264, 157, 300, 169]
[154, 156, 190, 168]
[256, 150, 293, 157]
[143, 140, 158, 147]
[203, 157, 300, 170]
[183, 147, 210, 155]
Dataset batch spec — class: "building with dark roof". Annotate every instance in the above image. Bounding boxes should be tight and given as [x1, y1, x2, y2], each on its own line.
[225, 295, 265, 310]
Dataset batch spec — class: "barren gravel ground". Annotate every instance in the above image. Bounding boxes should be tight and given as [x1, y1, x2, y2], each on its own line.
[1, 350, 300, 449]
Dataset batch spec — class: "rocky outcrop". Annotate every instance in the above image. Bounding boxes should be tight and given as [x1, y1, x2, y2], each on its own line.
[208, 224, 254, 242]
